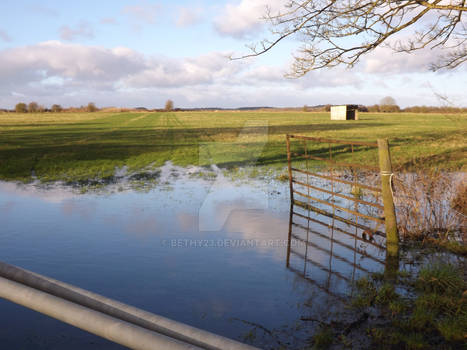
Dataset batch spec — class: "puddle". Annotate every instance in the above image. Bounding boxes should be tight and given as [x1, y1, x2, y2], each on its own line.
[0, 165, 464, 349]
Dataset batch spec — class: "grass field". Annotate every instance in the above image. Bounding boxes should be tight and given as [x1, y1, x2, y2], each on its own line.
[0, 111, 465, 182]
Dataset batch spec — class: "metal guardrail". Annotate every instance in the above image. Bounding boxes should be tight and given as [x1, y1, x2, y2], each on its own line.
[0, 261, 260, 350]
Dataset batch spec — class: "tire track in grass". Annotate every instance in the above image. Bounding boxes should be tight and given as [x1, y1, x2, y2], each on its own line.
[64, 113, 155, 147]
[53, 112, 204, 177]
[43, 113, 156, 179]
[109, 112, 162, 171]
[161, 112, 206, 165]
[117, 112, 171, 171]
[160, 112, 220, 167]
[60, 113, 144, 146]
[145, 112, 195, 167]
[11, 113, 138, 180]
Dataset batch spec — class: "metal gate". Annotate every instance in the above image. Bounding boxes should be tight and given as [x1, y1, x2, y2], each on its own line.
[285, 134, 398, 254]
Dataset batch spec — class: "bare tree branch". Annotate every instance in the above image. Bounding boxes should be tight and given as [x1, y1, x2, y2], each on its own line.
[234, 0, 467, 75]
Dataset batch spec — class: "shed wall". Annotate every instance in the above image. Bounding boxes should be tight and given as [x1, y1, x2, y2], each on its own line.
[330, 106, 347, 120]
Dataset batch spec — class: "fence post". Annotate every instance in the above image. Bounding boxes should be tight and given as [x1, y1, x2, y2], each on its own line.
[286, 135, 294, 203]
[377, 139, 398, 257]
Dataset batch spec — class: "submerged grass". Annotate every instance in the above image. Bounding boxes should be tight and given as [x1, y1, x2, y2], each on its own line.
[0, 111, 466, 182]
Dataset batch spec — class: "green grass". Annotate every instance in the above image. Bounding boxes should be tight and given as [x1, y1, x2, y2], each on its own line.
[0, 111, 466, 182]
[351, 263, 467, 349]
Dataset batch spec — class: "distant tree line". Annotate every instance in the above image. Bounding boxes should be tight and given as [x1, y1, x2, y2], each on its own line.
[8, 100, 176, 113]
[364, 104, 467, 113]
[321, 96, 467, 113]
[12, 102, 98, 113]
[3, 98, 466, 114]
[321, 104, 467, 113]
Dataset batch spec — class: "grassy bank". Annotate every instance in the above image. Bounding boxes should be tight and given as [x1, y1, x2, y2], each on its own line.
[0, 111, 465, 182]
[346, 263, 466, 349]
[305, 255, 466, 349]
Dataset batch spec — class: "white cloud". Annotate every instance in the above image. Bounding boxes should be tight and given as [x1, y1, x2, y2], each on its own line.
[0, 29, 11, 42]
[123, 52, 243, 88]
[0, 41, 463, 109]
[0, 41, 145, 91]
[176, 6, 203, 27]
[59, 21, 94, 41]
[238, 64, 285, 83]
[214, 0, 287, 38]
[0, 42, 249, 104]
[363, 47, 435, 74]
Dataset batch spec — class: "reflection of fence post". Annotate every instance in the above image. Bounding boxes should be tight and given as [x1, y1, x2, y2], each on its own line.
[377, 139, 398, 256]
[286, 203, 293, 268]
[286, 135, 294, 202]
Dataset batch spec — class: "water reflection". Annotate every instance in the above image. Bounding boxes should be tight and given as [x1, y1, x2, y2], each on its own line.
[223, 180, 395, 348]
[0, 172, 298, 349]
[286, 200, 387, 298]
[0, 165, 419, 349]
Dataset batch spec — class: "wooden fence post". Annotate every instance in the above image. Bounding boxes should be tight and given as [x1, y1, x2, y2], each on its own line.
[377, 139, 399, 257]
[286, 135, 294, 203]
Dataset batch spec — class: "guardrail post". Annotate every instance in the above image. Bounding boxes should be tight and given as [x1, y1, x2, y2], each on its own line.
[377, 139, 399, 257]
[286, 135, 294, 202]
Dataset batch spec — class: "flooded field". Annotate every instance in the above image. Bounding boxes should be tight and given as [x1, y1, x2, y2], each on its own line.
[0, 164, 464, 349]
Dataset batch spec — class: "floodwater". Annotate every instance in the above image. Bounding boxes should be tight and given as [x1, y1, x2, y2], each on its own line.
[0, 164, 431, 349]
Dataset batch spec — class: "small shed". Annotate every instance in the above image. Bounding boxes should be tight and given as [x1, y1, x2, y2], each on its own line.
[330, 105, 359, 120]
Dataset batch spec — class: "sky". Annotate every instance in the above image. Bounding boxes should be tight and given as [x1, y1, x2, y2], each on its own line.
[0, 0, 466, 109]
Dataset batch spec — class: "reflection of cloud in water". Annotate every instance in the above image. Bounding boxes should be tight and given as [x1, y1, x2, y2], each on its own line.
[0, 181, 76, 203]
[198, 172, 269, 231]
[0, 200, 15, 214]
[176, 212, 198, 232]
[223, 208, 289, 259]
[192, 298, 231, 319]
[201, 198, 265, 232]
[224, 209, 287, 240]
[124, 216, 158, 237]
[123, 207, 159, 236]
[61, 199, 97, 220]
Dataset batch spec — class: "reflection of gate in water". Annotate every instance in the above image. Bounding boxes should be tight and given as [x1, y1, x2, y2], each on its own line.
[285, 135, 396, 295]
[286, 202, 386, 297]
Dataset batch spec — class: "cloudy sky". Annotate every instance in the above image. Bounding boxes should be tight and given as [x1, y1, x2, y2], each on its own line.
[0, 0, 465, 109]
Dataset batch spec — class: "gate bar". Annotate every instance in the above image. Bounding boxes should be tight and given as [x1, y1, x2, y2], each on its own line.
[291, 168, 382, 193]
[286, 265, 345, 301]
[290, 231, 372, 273]
[293, 189, 385, 224]
[294, 199, 385, 237]
[292, 211, 386, 254]
[0, 276, 199, 350]
[287, 135, 378, 147]
[0, 261, 259, 350]
[289, 249, 351, 283]
[292, 179, 384, 209]
[292, 154, 380, 171]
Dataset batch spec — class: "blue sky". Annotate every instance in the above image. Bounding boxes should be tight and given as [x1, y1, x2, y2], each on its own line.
[0, 0, 466, 109]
